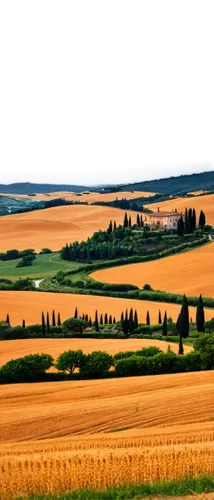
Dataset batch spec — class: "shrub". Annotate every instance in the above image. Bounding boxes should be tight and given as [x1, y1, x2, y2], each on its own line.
[0, 353, 53, 383]
[63, 317, 88, 331]
[143, 284, 153, 290]
[40, 248, 52, 254]
[79, 351, 114, 378]
[55, 350, 85, 374]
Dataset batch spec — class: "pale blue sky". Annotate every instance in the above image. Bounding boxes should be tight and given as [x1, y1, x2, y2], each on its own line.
[1, 161, 214, 186]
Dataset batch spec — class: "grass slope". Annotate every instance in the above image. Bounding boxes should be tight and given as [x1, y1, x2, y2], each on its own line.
[0, 252, 79, 280]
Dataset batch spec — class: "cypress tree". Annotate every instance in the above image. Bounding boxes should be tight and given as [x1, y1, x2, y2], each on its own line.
[108, 220, 113, 234]
[136, 214, 140, 227]
[177, 216, 184, 235]
[178, 334, 184, 355]
[196, 294, 205, 332]
[122, 319, 129, 336]
[146, 310, 150, 326]
[125, 309, 128, 322]
[128, 308, 134, 332]
[184, 208, 188, 231]
[113, 221, 117, 231]
[100, 314, 103, 325]
[57, 312, 61, 326]
[95, 310, 99, 331]
[158, 310, 162, 324]
[52, 310, 56, 327]
[85, 314, 88, 321]
[113, 316, 116, 324]
[192, 208, 196, 230]
[162, 311, 168, 336]
[187, 208, 193, 231]
[134, 310, 138, 329]
[74, 307, 78, 319]
[109, 315, 112, 324]
[104, 313, 108, 324]
[124, 212, 128, 228]
[128, 215, 132, 227]
[46, 312, 50, 333]
[42, 312, 46, 337]
[6, 314, 10, 326]
[121, 311, 124, 323]
[22, 319, 26, 328]
[140, 215, 143, 227]
[82, 313, 85, 320]
[199, 210, 206, 230]
[179, 295, 189, 338]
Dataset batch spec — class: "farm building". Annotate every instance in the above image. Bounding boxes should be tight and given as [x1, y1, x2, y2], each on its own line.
[143, 210, 181, 229]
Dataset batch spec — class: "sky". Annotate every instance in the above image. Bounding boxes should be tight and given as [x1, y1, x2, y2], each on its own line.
[0, 160, 214, 186]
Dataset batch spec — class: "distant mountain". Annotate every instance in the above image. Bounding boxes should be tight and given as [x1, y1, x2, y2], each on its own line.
[118, 171, 214, 196]
[0, 182, 93, 195]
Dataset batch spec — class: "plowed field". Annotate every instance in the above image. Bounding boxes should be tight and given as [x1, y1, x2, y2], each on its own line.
[146, 193, 214, 226]
[0, 290, 213, 327]
[91, 242, 214, 298]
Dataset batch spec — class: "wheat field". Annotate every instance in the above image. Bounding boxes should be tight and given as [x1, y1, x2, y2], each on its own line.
[91, 241, 214, 298]
[0, 337, 193, 368]
[0, 290, 213, 327]
[0, 372, 213, 498]
[0, 204, 136, 252]
[1, 190, 156, 203]
[146, 193, 214, 226]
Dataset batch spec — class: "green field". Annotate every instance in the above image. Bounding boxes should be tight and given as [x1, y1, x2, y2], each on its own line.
[0, 253, 79, 280]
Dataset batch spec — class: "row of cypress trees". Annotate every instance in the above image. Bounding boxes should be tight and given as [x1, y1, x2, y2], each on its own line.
[41, 310, 61, 336]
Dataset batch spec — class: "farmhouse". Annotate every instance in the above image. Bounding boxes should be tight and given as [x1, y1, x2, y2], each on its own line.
[143, 209, 181, 229]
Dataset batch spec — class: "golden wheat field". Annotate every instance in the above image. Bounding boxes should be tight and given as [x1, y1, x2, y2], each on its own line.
[91, 241, 214, 298]
[0, 372, 213, 498]
[146, 193, 214, 226]
[1, 190, 156, 203]
[0, 204, 136, 252]
[1, 290, 213, 327]
[0, 337, 193, 368]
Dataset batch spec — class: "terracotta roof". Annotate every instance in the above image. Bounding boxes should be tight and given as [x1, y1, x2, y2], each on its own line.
[149, 212, 181, 217]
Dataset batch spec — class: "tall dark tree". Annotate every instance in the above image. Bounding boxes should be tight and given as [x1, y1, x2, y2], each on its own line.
[125, 309, 128, 322]
[146, 310, 150, 326]
[199, 210, 206, 231]
[178, 333, 184, 355]
[140, 215, 143, 227]
[177, 216, 184, 235]
[187, 208, 193, 231]
[184, 208, 188, 230]
[113, 221, 117, 231]
[162, 311, 168, 336]
[192, 208, 196, 230]
[57, 312, 61, 326]
[42, 312, 46, 337]
[122, 319, 129, 336]
[128, 308, 134, 332]
[85, 314, 88, 321]
[113, 316, 116, 324]
[158, 310, 162, 324]
[46, 312, 50, 333]
[95, 310, 99, 331]
[22, 319, 26, 328]
[52, 310, 56, 327]
[136, 214, 140, 227]
[124, 212, 128, 228]
[196, 294, 205, 332]
[108, 220, 113, 234]
[128, 215, 132, 227]
[109, 315, 112, 324]
[6, 314, 10, 326]
[74, 307, 78, 319]
[104, 313, 108, 324]
[179, 295, 189, 338]
[134, 310, 138, 329]
[100, 314, 103, 325]
[82, 313, 85, 320]
[121, 311, 124, 323]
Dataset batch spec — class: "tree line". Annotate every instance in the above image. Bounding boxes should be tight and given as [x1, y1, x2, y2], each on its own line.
[177, 208, 206, 235]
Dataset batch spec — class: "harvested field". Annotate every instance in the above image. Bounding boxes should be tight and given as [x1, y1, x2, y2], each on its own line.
[0, 290, 213, 327]
[1, 190, 156, 203]
[0, 372, 213, 498]
[146, 193, 214, 226]
[91, 242, 214, 298]
[0, 337, 193, 368]
[0, 204, 135, 252]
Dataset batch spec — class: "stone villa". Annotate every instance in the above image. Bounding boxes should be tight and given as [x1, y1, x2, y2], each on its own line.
[142, 209, 182, 230]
